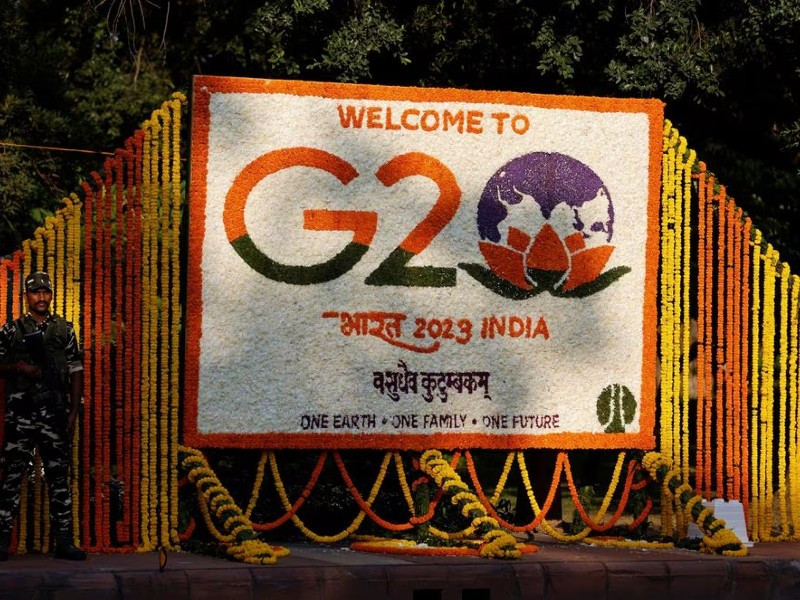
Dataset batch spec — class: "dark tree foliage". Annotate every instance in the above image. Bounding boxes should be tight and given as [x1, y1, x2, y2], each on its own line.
[2, 0, 798, 265]
[0, 0, 173, 253]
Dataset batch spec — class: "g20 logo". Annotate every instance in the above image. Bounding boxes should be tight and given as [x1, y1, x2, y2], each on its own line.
[223, 147, 629, 298]
[224, 147, 459, 288]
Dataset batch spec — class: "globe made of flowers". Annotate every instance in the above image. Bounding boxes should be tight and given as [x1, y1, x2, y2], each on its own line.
[475, 152, 619, 294]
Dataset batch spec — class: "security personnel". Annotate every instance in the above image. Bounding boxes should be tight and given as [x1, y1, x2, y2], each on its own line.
[0, 271, 86, 560]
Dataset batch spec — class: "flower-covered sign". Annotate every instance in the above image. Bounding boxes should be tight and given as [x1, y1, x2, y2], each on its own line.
[185, 76, 663, 449]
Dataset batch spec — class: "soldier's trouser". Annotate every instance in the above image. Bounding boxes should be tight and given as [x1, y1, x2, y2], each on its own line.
[0, 391, 73, 541]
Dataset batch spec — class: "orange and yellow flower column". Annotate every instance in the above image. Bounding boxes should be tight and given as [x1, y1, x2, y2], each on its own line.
[135, 93, 186, 552]
[659, 121, 696, 534]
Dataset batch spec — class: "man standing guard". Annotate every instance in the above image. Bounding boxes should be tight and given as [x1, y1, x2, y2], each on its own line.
[0, 271, 86, 560]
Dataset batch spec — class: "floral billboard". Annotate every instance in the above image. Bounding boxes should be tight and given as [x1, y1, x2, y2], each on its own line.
[185, 76, 663, 449]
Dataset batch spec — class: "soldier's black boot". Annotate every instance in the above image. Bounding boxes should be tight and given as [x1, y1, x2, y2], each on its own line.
[53, 532, 86, 561]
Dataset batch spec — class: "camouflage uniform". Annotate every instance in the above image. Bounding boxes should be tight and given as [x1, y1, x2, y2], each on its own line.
[0, 313, 83, 541]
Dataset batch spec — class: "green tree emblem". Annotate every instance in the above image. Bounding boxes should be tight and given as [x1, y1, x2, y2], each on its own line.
[596, 384, 637, 433]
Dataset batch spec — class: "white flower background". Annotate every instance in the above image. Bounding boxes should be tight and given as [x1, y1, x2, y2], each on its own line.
[188, 81, 660, 447]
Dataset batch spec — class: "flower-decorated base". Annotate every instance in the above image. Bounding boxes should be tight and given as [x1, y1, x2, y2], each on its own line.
[350, 538, 538, 557]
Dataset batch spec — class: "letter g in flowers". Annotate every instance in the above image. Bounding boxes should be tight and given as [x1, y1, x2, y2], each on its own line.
[459, 152, 630, 299]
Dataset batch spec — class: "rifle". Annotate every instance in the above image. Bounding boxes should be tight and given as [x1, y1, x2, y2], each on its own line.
[23, 329, 65, 398]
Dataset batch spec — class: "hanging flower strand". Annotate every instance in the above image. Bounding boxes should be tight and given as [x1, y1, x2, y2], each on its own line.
[178, 446, 289, 564]
[642, 452, 747, 556]
[419, 450, 531, 558]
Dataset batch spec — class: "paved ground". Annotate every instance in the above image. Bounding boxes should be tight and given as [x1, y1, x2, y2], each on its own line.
[0, 537, 799, 599]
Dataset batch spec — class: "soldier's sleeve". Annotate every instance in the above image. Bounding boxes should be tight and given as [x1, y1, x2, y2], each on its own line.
[64, 322, 84, 374]
[0, 321, 15, 364]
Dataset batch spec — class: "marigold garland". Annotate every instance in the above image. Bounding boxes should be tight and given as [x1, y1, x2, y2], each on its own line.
[759, 246, 777, 540]
[393, 452, 417, 514]
[464, 451, 558, 533]
[169, 94, 186, 546]
[158, 106, 172, 550]
[563, 452, 628, 531]
[736, 208, 747, 502]
[178, 446, 288, 564]
[789, 275, 800, 541]
[148, 118, 160, 550]
[519, 452, 645, 545]
[418, 450, 529, 558]
[268, 449, 385, 542]
[777, 263, 790, 539]
[80, 179, 94, 549]
[679, 138, 695, 485]
[0, 260, 7, 330]
[245, 451, 268, 520]
[750, 229, 763, 540]
[130, 130, 144, 550]
[642, 452, 747, 556]
[250, 451, 327, 531]
[350, 537, 539, 557]
[462, 450, 643, 540]
[112, 153, 127, 544]
[332, 451, 414, 531]
[713, 188, 727, 500]
[18, 474, 28, 554]
[116, 149, 133, 545]
[659, 122, 676, 474]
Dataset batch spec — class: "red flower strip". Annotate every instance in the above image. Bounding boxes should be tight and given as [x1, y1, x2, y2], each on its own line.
[250, 451, 328, 531]
[464, 450, 562, 533]
[131, 130, 144, 550]
[178, 518, 197, 542]
[564, 458, 638, 532]
[332, 451, 414, 532]
[80, 180, 94, 549]
[101, 164, 113, 550]
[112, 154, 128, 544]
[628, 497, 653, 531]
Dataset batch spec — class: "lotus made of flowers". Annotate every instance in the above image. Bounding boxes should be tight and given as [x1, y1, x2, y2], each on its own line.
[475, 222, 627, 296]
[459, 152, 630, 299]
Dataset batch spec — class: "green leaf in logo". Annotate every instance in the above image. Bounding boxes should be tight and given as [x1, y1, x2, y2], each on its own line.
[552, 266, 632, 298]
[596, 384, 637, 433]
[457, 263, 546, 300]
